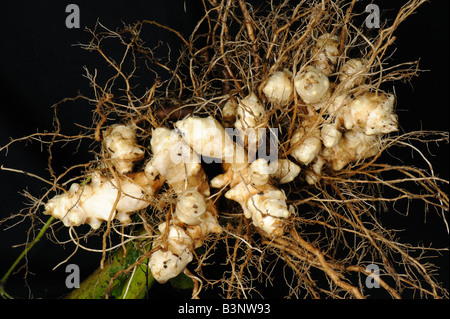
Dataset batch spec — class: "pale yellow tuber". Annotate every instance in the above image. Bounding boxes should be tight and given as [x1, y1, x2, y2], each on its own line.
[103, 124, 145, 174]
[44, 171, 156, 230]
[145, 125, 221, 283]
[262, 69, 294, 106]
[290, 125, 322, 166]
[294, 66, 330, 105]
[176, 116, 292, 236]
[234, 92, 266, 149]
[338, 58, 368, 90]
[310, 33, 340, 76]
[340, 92, 398, 135]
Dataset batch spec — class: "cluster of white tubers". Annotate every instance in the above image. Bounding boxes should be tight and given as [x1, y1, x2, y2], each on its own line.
[42, 29, 403, 286]
[144, 126, 221, 283]
[44, 124, 159, 229]
[148, 189, 221, 283]
[294, 66, 330, 105]
[258, 33, 399, 184]
[176, 116, 295, 236]
[290, 92, 397, 181]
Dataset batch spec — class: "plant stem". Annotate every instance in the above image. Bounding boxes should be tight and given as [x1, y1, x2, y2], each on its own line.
[0, 216, 55, 299]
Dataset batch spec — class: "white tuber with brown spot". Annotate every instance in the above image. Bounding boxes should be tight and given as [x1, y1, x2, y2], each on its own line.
[44, 171, 155, 230]
[339, 92, 398, 135]
[44, 124, 158, 229]
[103, 124, 145, 174]
[176, 116, 293, 236]
[323, 130, 380, 171]
[294, 66, 330, 105]
[175, 189, 207, 225]
[262, 69, 294, 106]
[145, 127, 221, 283]
[339, 58, 368, 90]
[310, 33, 340, 76]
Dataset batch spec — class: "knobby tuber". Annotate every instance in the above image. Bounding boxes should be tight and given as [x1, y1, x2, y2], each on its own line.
[2, 0, 448, 300]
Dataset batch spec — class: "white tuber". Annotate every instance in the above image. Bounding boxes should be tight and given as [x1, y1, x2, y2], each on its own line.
[246, 189, 290, 237]
[290, 126, 322, 165]
[148, 249, 193, 284]
[321, 123, 342, 148]
[325, 130, 380, 171]
[310, 33, 340, 76]
[269, 159, 301, 184]
[236, 92, 265, 129]
[305, 155, 326, 185]
[344, 92, 398, 135]
[175, 189, 207, 226]
[338, 58, 368, 90]
[294, 66, 330, 105]
[103, 124, 145, 174]
[234, 92, 266, 149]
[262, 69, 294, 106]
[176, 116, 292, 236]
[249, 158, 271, 186]
[44, 172, 154, 229]
[222, 98, 238, 127]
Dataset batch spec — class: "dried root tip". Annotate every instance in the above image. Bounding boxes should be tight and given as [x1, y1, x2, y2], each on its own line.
[262, 69, 294, 106]
[44, 172, 154, 230]
[310, 33, 340, 76]
[103, 124, 145, 174]
[294, 66, 330, 105]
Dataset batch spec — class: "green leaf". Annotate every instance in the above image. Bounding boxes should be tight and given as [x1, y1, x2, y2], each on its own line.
[169, 272, 194, 290]
[65, 236, 154, 299]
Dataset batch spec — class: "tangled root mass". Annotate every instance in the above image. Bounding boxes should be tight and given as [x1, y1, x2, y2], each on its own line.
[1, 0, 448, 299]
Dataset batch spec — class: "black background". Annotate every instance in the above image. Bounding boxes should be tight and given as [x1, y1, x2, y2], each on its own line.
[0, 0, 448, 300]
